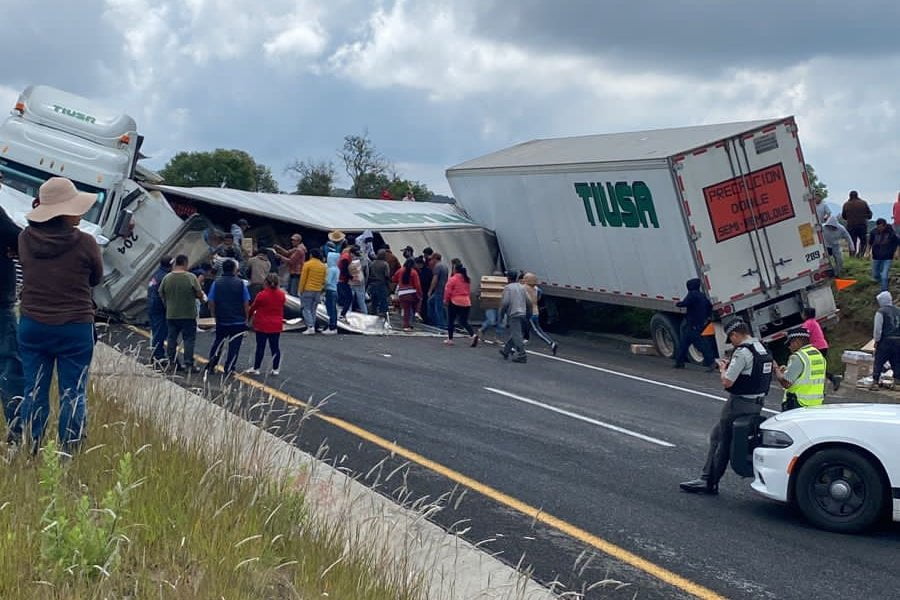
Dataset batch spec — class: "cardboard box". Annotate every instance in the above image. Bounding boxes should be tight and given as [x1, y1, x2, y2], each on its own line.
[479, 275, 507, 300]
[630, 344, 658, 356]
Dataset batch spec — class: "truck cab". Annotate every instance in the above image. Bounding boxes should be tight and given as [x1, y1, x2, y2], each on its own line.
[0, 85, 195, 321]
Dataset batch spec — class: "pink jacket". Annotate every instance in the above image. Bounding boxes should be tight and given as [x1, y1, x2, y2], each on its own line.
[803, 318, 828, 351]
[443, 273, 472, 307]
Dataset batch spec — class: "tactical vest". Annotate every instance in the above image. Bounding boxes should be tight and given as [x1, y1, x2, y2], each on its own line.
[784, 345, 826, 407]
[728, 343, 774, 397]
[878, 305, 900, 340]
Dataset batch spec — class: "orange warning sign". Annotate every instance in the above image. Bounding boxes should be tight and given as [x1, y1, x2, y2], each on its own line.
[834, 278, 857, 291]
[703, 163, 795, 243]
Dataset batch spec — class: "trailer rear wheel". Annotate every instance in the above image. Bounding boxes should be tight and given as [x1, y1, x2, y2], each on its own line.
[650, 313, 681, 359]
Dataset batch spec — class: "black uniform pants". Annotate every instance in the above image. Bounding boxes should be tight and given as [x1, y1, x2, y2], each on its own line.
[702, 395, 764, 484]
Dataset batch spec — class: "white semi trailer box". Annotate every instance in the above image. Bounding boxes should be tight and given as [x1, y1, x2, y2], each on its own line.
[447, 117, 838, 359]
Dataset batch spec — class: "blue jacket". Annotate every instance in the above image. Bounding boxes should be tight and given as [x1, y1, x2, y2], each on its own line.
[208, 274, 250, 326]
[147, 266, 171, 315]
[676, 278, 712, 329]
[325, 252, 340, 292]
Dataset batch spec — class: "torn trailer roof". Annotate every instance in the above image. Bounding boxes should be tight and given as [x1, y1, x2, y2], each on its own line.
[153, 185, 478, 232]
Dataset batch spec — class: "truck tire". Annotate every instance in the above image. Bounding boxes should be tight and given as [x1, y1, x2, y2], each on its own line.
[794, 448, 885, 533]
[650, 313, 681, 359]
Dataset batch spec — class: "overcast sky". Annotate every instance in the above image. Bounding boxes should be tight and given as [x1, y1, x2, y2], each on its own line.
[1, 0, 898, 208]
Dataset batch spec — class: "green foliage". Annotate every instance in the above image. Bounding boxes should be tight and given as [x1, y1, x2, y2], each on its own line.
[38, 441, 137, 579]
[353, 173, 433, 201]
[288, 159, 337, 196]
[254, 164, 280, 193]
[160, 149, 280, 193]
[806, 163, 828, 200]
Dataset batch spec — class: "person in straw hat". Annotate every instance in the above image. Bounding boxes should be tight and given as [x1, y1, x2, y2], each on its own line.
[16, 177, 103, 453]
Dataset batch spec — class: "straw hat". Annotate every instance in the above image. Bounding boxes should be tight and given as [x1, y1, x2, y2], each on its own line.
[27, 177, 97, 223]
[328, 230, 346, 243]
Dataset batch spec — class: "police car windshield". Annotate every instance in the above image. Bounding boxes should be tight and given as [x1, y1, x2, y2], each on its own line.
[0, 158, 106, 224]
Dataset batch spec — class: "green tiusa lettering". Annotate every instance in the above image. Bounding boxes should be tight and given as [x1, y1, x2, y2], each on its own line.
[51, 104, 97, 124]
[573, 180, 659, 229]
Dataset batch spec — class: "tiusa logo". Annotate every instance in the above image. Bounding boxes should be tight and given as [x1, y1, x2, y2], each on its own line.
[574, 181, 659, 229]
[51, 104, 97, 124]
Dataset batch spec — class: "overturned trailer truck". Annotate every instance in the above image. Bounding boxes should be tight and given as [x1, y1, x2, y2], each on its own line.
[0, 84, 500, 328]
[152, 185, 502, 330]
[447, 118, 839, 359]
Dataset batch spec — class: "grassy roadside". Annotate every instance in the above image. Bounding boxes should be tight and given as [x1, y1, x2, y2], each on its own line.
[824, 255, 890, 374]
[0, 384, 424, 600]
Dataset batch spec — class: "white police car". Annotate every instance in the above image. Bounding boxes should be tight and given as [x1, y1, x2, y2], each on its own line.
[750, 404, 900, 533]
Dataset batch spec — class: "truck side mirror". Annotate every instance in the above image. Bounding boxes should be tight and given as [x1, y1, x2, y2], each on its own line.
[113, 208, 133, 239]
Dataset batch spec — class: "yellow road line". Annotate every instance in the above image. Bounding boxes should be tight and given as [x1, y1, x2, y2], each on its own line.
[125, 325, 725, 599]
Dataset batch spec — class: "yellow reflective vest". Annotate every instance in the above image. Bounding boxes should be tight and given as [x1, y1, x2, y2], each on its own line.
[784, 345, 826, 407]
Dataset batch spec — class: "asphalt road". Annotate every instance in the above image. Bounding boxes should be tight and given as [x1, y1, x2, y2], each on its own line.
[106, 325, 900, 599]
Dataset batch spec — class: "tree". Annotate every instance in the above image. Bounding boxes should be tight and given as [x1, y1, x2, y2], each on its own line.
[254, 164, 280, 193]
[339, 132, 389, 198]
[385, 176, 433, 201]
[805, 163, 827, 200]
[160, 149, 279, 193]
[286, 159, 337, 196]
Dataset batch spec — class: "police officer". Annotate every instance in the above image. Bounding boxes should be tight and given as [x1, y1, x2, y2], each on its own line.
[680, 319, 773, 495]
[774, 327, 826, 411]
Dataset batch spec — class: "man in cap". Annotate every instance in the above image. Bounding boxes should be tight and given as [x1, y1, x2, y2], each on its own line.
[231, 218, 250, 247]
[871, 290, 900, 389]
[274, 233, 306, 296]
[680, 319, 773, 495]
[774, 327, 826, 411]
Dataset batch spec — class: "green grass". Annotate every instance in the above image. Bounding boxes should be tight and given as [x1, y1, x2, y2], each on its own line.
[825, 256, 893, 373]
[0, 385, 424, 600]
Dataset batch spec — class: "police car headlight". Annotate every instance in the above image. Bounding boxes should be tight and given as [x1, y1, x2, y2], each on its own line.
[760, 429, 793, 449]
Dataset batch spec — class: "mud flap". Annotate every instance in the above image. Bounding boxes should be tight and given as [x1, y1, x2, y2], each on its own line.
[730, 414, 767, 477]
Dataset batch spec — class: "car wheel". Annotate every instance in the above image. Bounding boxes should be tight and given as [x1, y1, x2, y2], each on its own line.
[794, 448, 885, 533]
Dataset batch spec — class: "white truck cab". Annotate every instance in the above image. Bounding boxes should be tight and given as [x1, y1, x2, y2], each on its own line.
[0, 85, 198, 321]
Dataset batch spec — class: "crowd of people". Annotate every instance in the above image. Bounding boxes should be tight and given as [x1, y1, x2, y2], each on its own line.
[148, 220, 560, 376]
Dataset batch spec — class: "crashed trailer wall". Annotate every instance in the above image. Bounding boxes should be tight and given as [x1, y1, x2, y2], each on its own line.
[380, 228, 502, 312]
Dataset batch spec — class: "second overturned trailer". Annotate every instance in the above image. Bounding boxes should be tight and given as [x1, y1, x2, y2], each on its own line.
[447, 118, 838, 358]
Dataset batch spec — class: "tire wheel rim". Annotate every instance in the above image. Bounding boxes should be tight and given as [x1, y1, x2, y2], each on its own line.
[654, 327, 675, 358]
[811, 463, 867, 518]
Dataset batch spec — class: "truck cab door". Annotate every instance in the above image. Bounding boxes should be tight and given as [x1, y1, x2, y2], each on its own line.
[95, 180, 186, 321]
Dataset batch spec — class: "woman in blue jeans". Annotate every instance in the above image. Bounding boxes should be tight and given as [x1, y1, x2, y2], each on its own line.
[16, 178, 102, 453]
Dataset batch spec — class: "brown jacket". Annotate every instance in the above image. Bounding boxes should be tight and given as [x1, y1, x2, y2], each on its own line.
[842, 197, 872, 227]
[18, 220, 103, 325]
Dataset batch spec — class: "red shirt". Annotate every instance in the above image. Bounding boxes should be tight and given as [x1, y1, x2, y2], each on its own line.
[249, 287, 286, 333]
[444, 273, 472, 306]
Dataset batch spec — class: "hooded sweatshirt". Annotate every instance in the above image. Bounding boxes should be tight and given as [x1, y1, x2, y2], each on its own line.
[325, 252, 340, 292]
[18, 219, 103, 325]
[868, 225, 899, 260]
[675, 278, 712, 329]
[873, 291, 900, 341]
[822, 215, 855, 251]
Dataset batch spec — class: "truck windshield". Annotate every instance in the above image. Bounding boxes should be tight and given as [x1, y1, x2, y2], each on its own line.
[0, 158, 107, 224]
